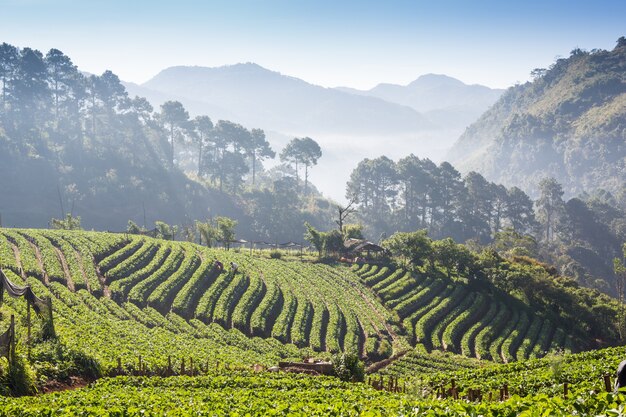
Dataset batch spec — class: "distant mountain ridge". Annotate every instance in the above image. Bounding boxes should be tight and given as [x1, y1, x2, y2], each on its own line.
[337, 73, 503, 112]
[447, 38, 626, 197]
[140, 63, 431, 135]
[134, 64, 503, 201]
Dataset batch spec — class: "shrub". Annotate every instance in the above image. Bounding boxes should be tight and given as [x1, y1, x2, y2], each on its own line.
[332, 351, 364, 382]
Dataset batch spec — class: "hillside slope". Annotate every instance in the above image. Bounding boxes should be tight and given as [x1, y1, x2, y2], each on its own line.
[447, 38, 626, 197]
[0, 229, 602, 377]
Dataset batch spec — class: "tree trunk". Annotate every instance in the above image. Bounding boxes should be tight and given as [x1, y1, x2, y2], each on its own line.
[170, 124, 175, 168]
[304, 164, 309, 194]
[197, 139, 203, 177]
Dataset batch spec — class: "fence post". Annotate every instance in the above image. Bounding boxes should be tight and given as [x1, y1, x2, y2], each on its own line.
[9, 315, 15, 364]
[26, 301, 31, 361]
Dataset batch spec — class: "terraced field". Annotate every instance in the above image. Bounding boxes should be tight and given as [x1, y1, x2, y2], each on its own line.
[352, 263, 579, 363]
[0, 229, 395, 373]
[0, 228, 584, 377]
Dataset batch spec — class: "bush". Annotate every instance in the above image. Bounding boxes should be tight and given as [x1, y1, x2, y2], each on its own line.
[269, 250, 282, 259]
[332, 351, 364, 382]
[1, 353, 37, 396]
[31, 339, 102, 382]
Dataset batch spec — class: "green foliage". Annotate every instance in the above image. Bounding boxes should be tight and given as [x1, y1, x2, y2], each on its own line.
[382, 230, 432, 268]
[154, 221, 177, 240]
[2, 353, 37, 396]
[126, 220, 143, 234]
[215, 216, 237, 249]
[269, 250, 282, 259]
[50, 214, 82, 231]
[303, 223, 344, 258]
[332, 351, 364, 382]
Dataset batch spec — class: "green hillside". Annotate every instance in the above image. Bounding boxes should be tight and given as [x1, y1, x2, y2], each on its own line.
[0, 228, 625, 415]
[0, 228, 605, 377]
[448, 37, 626, 197]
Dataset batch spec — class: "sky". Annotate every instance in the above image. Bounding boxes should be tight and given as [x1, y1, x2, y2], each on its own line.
[0, 0, 624, 89]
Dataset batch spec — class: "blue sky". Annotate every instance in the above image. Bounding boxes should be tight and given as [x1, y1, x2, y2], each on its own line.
[1, 0, 624, 89]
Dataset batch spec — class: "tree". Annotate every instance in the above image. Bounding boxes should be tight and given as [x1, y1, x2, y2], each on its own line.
[298, 137, 322, 194]
[12, 48, 49, 131]
[346, 156, 398, 220]
[279, 137, 322, 193]
[304, 222, 324, 257]
[195, 220, 219, 247]
[493, 228, 538, 258]
[191, 115, 213, 177]
[248, 128, 274, 185]
[382, 230, 432, 268]
[396, 155, 436, 230]
[45, 49, 81, 130]
[160, 101, 189, 168]
[505, 186, 536, 233]
[0, 43, 19, 116]
[335, 198, 356, 233]
[50, 214, 82, 230]
[536, 177, 565, 241]
[155, 221, 177, 240]
[216, 216, 237, 250]
[210, 120, 250, 192]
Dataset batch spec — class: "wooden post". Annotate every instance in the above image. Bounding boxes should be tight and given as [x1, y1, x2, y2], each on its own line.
[604, 374, 612, 392]
[26, 300, 31, 360]
[503, 384, 508, 399]
[9, 315, 15, 364]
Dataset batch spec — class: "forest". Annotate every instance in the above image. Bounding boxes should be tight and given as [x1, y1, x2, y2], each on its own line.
[1, 41, 625, 300]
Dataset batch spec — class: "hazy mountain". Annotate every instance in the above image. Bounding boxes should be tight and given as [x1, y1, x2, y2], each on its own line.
[137, 65, 507, 201]
[447, 38, 626, 197]
[142, 63, 431, 135]
[337, 74, 503, 128]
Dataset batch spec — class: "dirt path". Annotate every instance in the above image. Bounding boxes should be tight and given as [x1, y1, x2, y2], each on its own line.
[95, 263, 110, 298]
[29, 241, 49, 285]
[74, 250, 91, 293]
[366, 350, 408, 374]
[337, 267, 399, 341]
[54, 247, 75, 292]
[9, 242, 26, 280]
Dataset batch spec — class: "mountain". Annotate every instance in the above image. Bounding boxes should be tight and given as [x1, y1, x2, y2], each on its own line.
[447, 38, 626, 197]
[337, 74, 504, 129]
[139, 65, 503, 202]
[142, 63, 430, 135]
